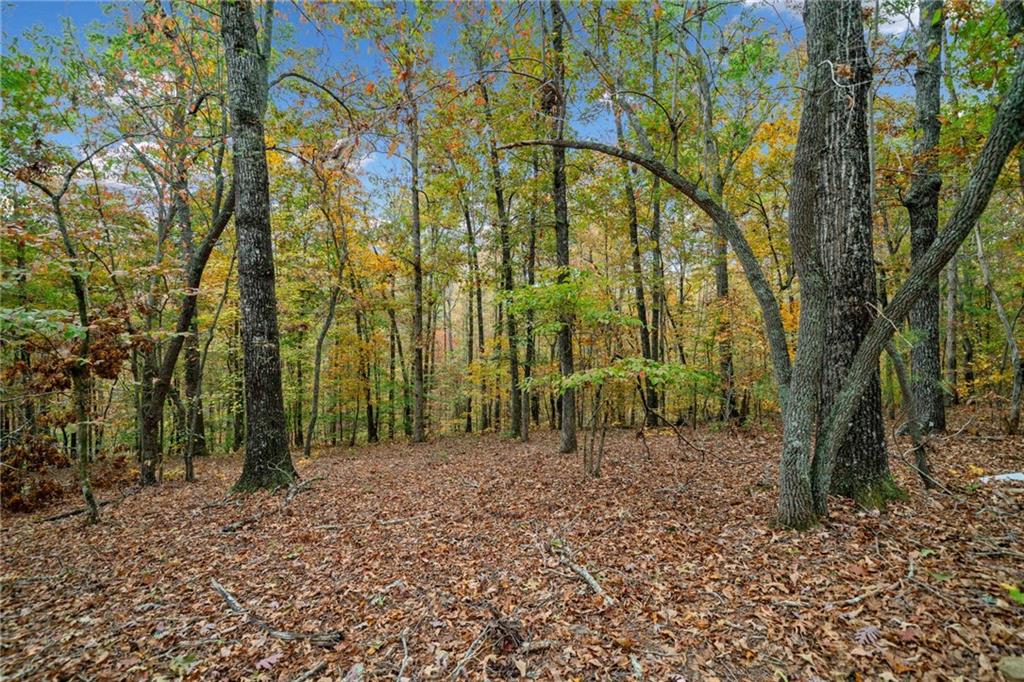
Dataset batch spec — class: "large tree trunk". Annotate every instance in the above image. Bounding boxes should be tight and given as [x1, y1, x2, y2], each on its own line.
[904, 0, 947, 433]
[775, 2, 830, 528]
[809, 0, 899, 510]
[551, 0, 576, 453]
[221, 0, 296, 491]
[810, 1, 1024, 511]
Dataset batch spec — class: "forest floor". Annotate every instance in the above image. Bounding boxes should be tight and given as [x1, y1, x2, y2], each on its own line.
[2, 414, 1023, 681]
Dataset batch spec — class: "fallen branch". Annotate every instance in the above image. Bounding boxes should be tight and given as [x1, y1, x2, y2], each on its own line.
[221, 512, 266, 533]
[41, 499, 115, 522]
[450, 624, 490, 679]
[222, 477, 327, 532]
[450, 606, 525, 679]
[292, 661, 327, 682]
[397, 629, 410, 679]
[210, 578, 343, 647]
[519, 639, 555, 654]
[284, 476, 325, 506]
[556, 548, 616, 607]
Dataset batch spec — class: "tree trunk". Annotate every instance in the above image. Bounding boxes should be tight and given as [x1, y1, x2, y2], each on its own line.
[177, 180, 207, 464]
[406, 77, 426, 443]
[222, 0, 296, 491]
[353, 299, 379, 444]
[551, 0, 576, 453]
[774, 1, 829, 527]
[294, 356, 304, 448]
[464, 265, 474, 433]
[944, 256, 959, 404]
[809, 0, 899, 510]
[525, 149, 540, 431]
[612, 105, 654, 414]
[303, 285, 337, 458]
[904, 0, 946, 433]
[974, 227, 1023, 433]
[477, 74, 521, 437]
[231, 317, 245, 451]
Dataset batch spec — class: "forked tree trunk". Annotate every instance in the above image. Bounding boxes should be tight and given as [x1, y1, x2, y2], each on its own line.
[221, 0, 296, 491]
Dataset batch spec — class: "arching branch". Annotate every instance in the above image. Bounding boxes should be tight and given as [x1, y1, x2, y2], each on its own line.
[499, 137, 793, 401]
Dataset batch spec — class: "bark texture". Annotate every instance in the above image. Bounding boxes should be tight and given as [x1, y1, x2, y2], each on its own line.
[221, 0, 297, 491]
[810, 0, 898, 509]
[904, 0, 947, 433]
[477, 73, 521, 437]
[406, 76, 426, 444]
[551, 0, 576, 453]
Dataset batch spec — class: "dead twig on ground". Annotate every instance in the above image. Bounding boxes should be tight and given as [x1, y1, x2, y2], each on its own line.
[291, 661, 327, 682]
[397, 628, 410, 679]
[209, 578, 343, 647]
[519, 639, 555, 654]
[284, 476, 325, 506]
[554, 545, 616, 607]
[222, 477, 327, 532]
[41, 487, 139, 522]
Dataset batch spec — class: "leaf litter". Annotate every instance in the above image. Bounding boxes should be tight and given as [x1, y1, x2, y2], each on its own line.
[1, 423, 1022, 680]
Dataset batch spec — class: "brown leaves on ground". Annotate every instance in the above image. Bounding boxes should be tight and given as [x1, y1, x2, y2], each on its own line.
[1, 423, 1022, 680]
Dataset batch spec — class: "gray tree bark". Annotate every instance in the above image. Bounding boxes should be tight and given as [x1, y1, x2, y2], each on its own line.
[809, 0, 898, 509]
[904, 0, 947, 433]
[221, 0, 296, 490]
[406, 75, 426, 444]
[551, 0, 577, 453]
[944, 256, 959, 404]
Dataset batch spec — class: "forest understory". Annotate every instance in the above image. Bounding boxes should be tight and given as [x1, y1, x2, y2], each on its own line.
[2, 409, 1022, 681]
